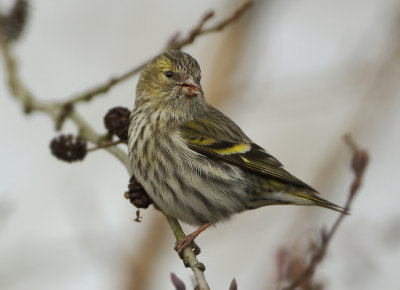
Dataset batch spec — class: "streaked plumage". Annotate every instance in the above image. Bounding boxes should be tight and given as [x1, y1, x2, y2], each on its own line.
[128, 50, 344, 227]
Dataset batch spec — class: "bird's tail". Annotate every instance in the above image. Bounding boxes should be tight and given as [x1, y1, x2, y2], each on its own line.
[250, 176, 348, 214]
[258, 188, 348, 214]
[291, 191, 348, 214]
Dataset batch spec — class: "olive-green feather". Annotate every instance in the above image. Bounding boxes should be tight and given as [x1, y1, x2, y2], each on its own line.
[180, 109, 317, 192]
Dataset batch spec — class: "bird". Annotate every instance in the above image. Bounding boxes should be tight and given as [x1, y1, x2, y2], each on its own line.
[128, 49, 345, 254]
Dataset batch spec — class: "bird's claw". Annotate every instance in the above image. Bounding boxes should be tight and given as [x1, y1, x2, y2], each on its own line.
[175, 237, 201, 258]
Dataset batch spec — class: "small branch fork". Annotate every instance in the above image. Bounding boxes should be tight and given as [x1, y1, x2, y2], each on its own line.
[60, 0, 253, 111]
[0, 1, 253, 290]
[283, 135, 369, 290]
[166, 0, 252, 50]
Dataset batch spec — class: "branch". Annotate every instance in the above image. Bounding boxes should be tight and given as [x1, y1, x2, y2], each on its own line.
[60, 0, 252, 108]
[283, 135, 369, 290]
[0, 3, 253, 288]
[167, 217, 209, 290]
[167, 0, 253, 50]
[0, 37, 128, 170]
[1, 30, 212, 289]
[61, 63, 147, 107]
[87, 140, 126, 152]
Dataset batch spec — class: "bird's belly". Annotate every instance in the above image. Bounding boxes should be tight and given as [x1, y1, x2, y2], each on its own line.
[128, 122, 251, 225]
[129, 136, 249, 225]
[138, 165, 249, 226]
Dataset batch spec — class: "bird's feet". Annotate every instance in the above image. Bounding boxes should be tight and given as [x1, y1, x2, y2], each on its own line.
[174, 222, 212, 258]
[175, 237, 201, 258]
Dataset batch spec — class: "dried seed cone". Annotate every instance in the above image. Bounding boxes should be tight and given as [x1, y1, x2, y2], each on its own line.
[104, 107, 131, 141]
[0, 0, 29, 43]
[125, 176, 153, 209]
[50, 134, 87, 162]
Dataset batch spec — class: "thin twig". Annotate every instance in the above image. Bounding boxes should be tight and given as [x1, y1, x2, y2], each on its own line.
[167, 216, 209, 290]
[169, 0, 253, 50]
[284, 135, 369, 290]
[60, 0, 252, 108]
[87, 140, 126, 152]
[165, 10, 215, 50]
[62, 65, 147, 107]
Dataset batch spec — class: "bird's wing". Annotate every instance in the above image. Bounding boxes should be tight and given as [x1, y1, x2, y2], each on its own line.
[179, 107, 317, 192]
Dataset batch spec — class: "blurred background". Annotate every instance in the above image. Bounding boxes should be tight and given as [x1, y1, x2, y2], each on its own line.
[1, 0, 400, 289]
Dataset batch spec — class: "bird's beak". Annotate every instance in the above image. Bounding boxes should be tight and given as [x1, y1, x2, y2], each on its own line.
[180, 77, 202, 97]
[185, 77, 202, 92]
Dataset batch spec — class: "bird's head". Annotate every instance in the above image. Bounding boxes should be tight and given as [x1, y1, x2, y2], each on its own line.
[135, 50, 208, 122]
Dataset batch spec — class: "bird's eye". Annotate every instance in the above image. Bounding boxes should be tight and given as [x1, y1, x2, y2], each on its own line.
[165, 71, 173, 78]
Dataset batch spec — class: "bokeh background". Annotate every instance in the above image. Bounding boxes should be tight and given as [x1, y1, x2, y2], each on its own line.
[1, 0, 400, 289]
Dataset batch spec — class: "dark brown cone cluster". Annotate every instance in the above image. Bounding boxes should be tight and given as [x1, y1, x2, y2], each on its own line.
[104, 107, 131, 141]
[0, 0, 29, 43]
[125, 176, 152, 208]
[50, 134, 87, 162]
